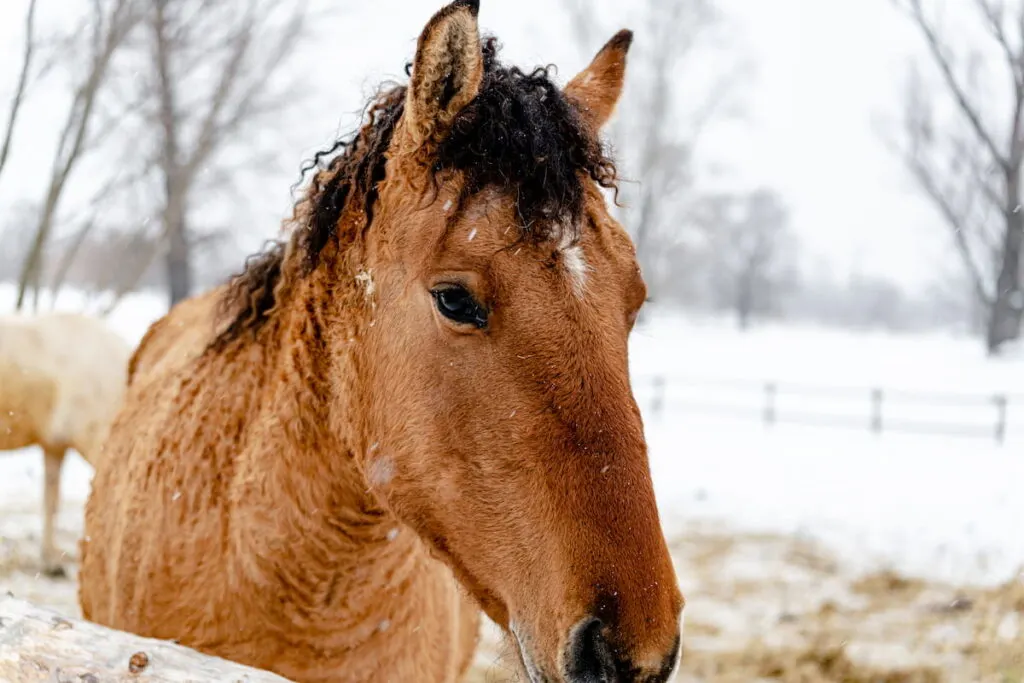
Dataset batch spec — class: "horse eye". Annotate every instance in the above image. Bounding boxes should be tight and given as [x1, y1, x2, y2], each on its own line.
[431, 286, 488, 329]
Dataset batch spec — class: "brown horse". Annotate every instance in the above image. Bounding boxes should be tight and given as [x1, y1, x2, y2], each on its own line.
[78, 1, 684, 681]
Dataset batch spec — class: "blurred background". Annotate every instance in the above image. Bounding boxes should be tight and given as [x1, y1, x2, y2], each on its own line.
[0, 1, 1022, 681]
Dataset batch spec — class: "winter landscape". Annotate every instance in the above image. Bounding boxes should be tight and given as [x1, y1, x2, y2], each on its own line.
[3, 0, 1024, 681]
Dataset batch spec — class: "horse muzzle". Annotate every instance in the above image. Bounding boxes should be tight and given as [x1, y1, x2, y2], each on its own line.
[513, 615, 683, 683]
[563, 616, 682, 683]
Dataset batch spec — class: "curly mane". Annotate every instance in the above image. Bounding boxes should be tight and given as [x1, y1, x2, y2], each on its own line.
[214, 36, 619, 348]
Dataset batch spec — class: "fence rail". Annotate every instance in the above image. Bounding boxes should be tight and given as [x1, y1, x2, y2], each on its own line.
[635, 374, 1020, 445]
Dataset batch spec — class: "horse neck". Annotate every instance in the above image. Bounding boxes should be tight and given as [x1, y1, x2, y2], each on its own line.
[228, 266, 429, 623]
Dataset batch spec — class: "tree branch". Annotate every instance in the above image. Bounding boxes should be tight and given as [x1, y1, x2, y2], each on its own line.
[0, 0, 38, 184]
[973, 0, 1023, 87]
[184, 0, 267, 176]
[898, 0, 1009, 170]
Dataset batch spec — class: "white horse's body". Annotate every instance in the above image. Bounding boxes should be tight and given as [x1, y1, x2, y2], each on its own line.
[0, 312, 132, 575]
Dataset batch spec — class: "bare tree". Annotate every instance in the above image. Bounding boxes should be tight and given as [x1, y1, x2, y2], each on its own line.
[137, 0, 308, 307]
[0, 0, 38, 186]
[559, 0, 746, 304]
[885, 0, 1024, 354]
[696, 188, 797, 329]
[14, 0, 139, 310]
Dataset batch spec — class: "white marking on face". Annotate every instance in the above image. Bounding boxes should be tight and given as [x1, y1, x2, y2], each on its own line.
[367, 456, 394, 487]
[558, 229, 589, 298]
[467, 227, 477, 241]
[386, 527, 399, 541]
[562, 245, 589, 297]
[377, 619, 391, 632]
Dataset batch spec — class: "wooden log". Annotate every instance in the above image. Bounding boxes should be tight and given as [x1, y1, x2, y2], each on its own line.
[0, 594, 292, 682]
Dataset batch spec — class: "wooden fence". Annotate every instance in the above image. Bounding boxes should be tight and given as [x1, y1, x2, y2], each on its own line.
[635, 374, 1018, 445]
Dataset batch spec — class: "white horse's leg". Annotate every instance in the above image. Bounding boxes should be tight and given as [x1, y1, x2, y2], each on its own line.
[42, 446, 68, 578]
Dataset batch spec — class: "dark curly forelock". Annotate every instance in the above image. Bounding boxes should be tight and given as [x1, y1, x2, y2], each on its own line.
[438, 37, 618, 234]
[214, 36, 618, 348]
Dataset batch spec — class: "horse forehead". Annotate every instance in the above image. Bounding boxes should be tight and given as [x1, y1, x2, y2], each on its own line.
[436, 194, 627, 301]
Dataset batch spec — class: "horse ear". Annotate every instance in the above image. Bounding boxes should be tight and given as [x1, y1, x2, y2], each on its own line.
[401, 0, 484, 155]
[564, 29, 633, 131]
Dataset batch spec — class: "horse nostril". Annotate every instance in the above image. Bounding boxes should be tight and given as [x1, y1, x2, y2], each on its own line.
[565, 617, 616, 683]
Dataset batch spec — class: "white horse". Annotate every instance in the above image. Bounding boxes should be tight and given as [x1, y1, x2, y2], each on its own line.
[0, 312, 132, 576]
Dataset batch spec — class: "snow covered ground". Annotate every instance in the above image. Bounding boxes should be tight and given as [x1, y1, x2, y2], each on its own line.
[626, 312, 1024, 588]
[646, 421, 1022, 587]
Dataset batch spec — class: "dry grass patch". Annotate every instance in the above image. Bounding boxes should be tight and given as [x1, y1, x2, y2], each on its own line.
[683, 641, 943, 683]
[850, 569, 929, 605]
[960, 575, 1024, 682]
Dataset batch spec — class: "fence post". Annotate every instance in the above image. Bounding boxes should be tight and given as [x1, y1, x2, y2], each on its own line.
[763, 382, 777, 427]
[870, 388, 883, 434]
[994, 394, 1008, 445]
[651, 375, 665, 418]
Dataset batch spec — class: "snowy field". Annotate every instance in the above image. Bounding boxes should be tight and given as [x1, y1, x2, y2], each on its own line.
[1, 285, 1022, 681]
[627, 316, 1024, 588]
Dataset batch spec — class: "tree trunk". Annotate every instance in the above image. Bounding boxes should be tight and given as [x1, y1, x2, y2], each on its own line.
[986, 175, 1024, 355]
[0, 595, 292, 682]
[736, 273, 754, 331]
[152, 0, 190, 309]
[164, 188, 191, 307]
[737, 307, 751, 331]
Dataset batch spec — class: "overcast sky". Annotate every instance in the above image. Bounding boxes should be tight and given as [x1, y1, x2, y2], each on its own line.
[0, 0, 970, 294]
